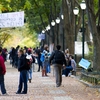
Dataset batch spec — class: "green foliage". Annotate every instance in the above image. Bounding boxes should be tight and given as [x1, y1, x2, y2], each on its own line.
[24, 0, 31, 10]
[3, 25, 39, 49]
[85, 45, 93, 61]
[93, 0, 99, 14]
[0, 30, 11, 46]
[18, 37, 38, 48]
[0, 0, 62, 33]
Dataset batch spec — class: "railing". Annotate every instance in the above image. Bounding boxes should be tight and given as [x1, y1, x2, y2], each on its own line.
[81, 72, 100, 85]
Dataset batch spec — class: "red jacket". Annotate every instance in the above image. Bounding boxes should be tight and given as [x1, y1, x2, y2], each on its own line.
[0, 55, 6, 75]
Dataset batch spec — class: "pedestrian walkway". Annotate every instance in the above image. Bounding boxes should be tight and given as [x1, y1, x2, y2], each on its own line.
[0, 61, 100, 100]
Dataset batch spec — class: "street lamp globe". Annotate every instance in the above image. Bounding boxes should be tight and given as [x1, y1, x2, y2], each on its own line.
[56, 17, 60, 24]
[80, 0, 86, 10]
[46, 25, 50, 31]
[61, 14, 64, 20]
[51, 20, 55, 26]
[46, 26, 49, 31]
[73, 7, 79, 15]
[47, 25, 50, 30]
[42, 30, 45, 33]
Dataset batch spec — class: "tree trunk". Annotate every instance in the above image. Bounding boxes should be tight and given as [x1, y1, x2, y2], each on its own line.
[63, 0, 75, 54]
[85, 23, 91, 42]
[86, 0, 100, 71]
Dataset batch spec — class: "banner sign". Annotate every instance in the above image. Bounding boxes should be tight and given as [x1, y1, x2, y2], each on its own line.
[38, 33, 45, 40]
[75, 41, 89, 55]
[41, 33, 45, 39]
[79, 58, 91, 69]
[0, 11, 24, 28]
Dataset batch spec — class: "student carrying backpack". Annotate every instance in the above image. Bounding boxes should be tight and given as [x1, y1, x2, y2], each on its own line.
[25, 54, 33, 70]
[49, 45, 67, 87]
[26, 49, 35, 83]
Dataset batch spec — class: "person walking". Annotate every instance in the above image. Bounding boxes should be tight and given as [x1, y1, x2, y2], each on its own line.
[11, 47, 16, 67]
[49, 45, 66, 87]
[32, 49, 36, 72]
[0, 47, 8, 95]
[16, 49, 28, 94]
[15, 45, 20, 68]
[35, 48, 42, 72]
[26, 48, 34, 83]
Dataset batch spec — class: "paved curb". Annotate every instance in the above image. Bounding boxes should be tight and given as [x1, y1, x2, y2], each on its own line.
[70, 75, 100, 91]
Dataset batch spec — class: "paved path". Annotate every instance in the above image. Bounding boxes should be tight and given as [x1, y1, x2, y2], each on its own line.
[0, 61, 100, 100]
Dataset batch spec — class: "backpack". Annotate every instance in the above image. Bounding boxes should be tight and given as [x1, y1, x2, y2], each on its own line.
[25, 54, 33, 70]
[32, 55, 35, 63]
[54, 50, 64, 63]
[40, 50, 50, 62]
[40, 53, 45, 62]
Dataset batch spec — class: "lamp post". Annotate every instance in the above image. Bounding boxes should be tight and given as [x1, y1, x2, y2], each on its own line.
[80, 0, 86, 58]
[73, 7, 79, 41]
[56, 17, 60, 44]
[73, 7, 79, 61]
[51, 20, 55, 43]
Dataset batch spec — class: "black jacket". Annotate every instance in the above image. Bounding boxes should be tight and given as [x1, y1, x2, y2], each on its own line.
[49, 50, 67, 66]
[18, 54, 28, 71]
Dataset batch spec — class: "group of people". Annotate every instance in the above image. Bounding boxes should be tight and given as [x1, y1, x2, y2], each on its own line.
[36, 44, 76, 87]
[0, 44, 76, 95]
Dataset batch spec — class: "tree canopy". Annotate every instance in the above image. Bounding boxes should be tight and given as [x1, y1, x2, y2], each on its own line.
[0, 0, 62, 33]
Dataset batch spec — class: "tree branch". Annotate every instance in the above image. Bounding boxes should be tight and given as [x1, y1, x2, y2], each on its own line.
[95, 9, 100, 19]
[34, 0, 46, 29]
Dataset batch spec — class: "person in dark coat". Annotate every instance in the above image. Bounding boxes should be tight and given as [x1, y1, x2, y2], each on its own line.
[10, 47, 16, 67]
[15, 45, 20, 68]
[35, 48, 42, 72]
[16, 49, 28, 94]
[49, 45, 67, 87]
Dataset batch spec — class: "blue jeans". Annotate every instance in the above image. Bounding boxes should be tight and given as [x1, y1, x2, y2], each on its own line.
[0, 75, 6, 94]
[17, 70, 28, 93]
[46, 64, 51, 73]
[28, 67, 32, 79]
[37, 57, 42, 71]
[62, 66, 73, 76]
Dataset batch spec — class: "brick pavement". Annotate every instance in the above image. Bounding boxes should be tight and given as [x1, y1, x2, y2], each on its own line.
[0, 62, 100, 100]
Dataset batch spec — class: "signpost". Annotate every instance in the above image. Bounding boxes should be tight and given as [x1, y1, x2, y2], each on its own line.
[79, 58, 91, 70]
[0, 11, 24, 28]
